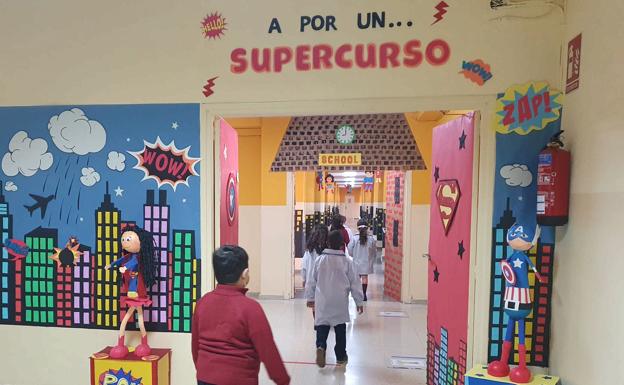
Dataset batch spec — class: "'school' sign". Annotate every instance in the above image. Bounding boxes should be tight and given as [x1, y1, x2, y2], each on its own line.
[318, 153, 362, 166]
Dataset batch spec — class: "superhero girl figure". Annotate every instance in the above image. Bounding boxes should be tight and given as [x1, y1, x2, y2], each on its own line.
[105, 227, 157, 359]
[325, 174, 335, 193]
[488, 224, 545, 383]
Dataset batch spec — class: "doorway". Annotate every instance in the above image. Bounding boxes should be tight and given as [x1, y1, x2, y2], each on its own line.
[210, 103, 487, 379]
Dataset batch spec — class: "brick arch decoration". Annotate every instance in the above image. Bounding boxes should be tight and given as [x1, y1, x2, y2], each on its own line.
[270, 113, 426, 172]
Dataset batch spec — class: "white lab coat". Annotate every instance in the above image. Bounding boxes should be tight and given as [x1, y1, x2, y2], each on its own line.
[301, 249, 319, 285]
[344, 226, 354, 257]
[348, 235, 376, 275]
[305, 249, 365, 326]
[344, 226, 354, 243]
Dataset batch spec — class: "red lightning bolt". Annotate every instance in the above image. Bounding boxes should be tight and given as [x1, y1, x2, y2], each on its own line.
[203, 76, 218, 97]
[432, 1, 449, 25]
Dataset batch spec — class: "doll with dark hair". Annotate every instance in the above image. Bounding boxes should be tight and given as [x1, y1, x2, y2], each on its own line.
[105, 227, 158, 358]
[325, 174, 335, 193]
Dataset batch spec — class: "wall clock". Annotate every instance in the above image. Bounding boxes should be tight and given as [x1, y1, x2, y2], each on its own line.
[336, 124, 356, 145]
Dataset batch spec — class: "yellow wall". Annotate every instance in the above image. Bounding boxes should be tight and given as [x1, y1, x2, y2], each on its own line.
[261, 118, 290, 205]
[235, 119, 262, 206]
[229, 117, 290, 206]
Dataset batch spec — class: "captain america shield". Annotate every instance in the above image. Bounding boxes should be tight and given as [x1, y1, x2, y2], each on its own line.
[226, 173, 237, 225]
[501, 260, 516, 285]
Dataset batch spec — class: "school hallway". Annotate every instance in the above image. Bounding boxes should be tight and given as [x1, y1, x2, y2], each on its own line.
[259, 269, 428, 385]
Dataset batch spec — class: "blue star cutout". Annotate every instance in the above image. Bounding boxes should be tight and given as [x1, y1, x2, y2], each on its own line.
[459, 130, 467, 149]
[457, 241, 465, 259]
[433, 267, 440, 282]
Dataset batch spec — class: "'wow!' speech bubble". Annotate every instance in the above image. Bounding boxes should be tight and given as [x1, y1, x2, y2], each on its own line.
[128, 137, 200, 191]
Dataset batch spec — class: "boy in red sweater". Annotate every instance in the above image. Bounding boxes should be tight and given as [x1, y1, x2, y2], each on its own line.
[192, 246, 290, 385]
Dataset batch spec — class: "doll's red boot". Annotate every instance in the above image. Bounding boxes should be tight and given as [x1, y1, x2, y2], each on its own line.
[135, 335, 151, 357]
[110, 336, 129, 359]
[487, 340, 511, 377]
[510, 344, 532, 383]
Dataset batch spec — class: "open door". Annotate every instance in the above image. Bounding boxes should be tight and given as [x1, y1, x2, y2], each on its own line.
[426, 113, 475, 385]
[217, 118, 239, 246]
[384, 171, 405, 302]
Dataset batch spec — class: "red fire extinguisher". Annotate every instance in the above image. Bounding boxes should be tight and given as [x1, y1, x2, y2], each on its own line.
[537, 131, 571, 226]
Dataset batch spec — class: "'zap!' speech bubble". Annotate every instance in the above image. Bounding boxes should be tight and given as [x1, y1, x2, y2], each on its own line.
[128, 137, 200, 191]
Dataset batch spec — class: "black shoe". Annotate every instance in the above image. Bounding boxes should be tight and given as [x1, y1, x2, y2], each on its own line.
[316, 348, 326, 368]
[363, 294, 368, 301]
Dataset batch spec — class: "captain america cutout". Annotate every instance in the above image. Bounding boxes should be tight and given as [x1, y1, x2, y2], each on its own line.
[488, 224, 545, 383]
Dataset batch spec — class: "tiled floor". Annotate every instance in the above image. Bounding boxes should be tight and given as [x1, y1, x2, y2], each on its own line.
[259, 267, 428, 385]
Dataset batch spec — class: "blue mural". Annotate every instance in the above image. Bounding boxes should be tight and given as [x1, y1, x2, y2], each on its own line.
[487, 103, 561, 367]
[0, 104, 200, 244]
[0, 104, 201, 332]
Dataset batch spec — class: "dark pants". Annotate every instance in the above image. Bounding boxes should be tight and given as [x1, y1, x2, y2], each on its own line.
[316, 323, 347, 361]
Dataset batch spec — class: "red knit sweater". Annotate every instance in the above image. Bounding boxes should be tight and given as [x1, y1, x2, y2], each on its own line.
[191, 285, 290, 385]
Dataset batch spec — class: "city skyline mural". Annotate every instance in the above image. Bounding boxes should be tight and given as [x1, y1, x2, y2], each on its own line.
[0, 104, 201, 332]
[486, 109, 561, 367]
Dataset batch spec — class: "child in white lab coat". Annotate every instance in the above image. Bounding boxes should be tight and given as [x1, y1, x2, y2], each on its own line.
[305, 230, 364, 368]
[301, 225, 328, 289]
[347, 219, 377, 301]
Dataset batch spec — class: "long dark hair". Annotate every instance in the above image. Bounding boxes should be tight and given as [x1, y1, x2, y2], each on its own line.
[331, 214, 344, 230]
[357, 219, 369, 245]
[134, 227, 158, 288]
[307, 225, 329, 254]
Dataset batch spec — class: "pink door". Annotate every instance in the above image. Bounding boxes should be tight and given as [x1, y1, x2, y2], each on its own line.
[219, 118, 239, 246]
[426, 113, 475, 385]
[384, 171, 405, 302]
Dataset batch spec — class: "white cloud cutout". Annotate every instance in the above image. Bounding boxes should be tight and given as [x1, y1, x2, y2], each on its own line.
[5, 181, 17, 192]
[48, 108, 106, 155]
[2, 131, 54, 177]
[500, 164, 533, 187]
[107, 151, 126, 171]
[80, 167, 101, 187]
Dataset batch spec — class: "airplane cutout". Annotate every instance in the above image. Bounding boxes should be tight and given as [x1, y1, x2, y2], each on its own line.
[24, 194, 55, 218]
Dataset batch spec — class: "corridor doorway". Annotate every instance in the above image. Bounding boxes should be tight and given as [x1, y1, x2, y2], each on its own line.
[293, 169, 389, 301]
